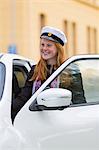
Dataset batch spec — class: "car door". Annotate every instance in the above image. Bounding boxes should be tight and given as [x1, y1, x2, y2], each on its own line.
[14, 56, 99, 150]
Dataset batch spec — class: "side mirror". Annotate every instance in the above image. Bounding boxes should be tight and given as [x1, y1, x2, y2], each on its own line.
[37, 88, 72, 108]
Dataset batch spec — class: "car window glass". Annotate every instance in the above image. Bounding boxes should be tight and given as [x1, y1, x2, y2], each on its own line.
[12, 65, 29, 99]
[14, 67, 28, 88]
[75, 59, 99, 103]
[0, 63, 5, 101]
[44, 59, 99, 105]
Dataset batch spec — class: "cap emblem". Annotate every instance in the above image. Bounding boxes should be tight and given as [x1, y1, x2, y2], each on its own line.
[48, 33, 52, 37]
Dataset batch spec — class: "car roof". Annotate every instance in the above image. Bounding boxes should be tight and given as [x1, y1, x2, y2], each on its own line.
[0, 53, 36, 64]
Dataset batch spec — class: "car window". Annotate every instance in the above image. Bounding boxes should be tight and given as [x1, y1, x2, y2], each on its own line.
[0, 63, 6, 101]
[75, 59, 99, 103]
[12, 65, 29, 99]
[13, 66, 28, 88]
[44, 59, 99, 105]
[46, 62, 86, 105]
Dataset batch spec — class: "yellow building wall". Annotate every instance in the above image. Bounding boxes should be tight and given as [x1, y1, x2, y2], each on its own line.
[0, 0, 99, 61]
[0, 0, 12, 52]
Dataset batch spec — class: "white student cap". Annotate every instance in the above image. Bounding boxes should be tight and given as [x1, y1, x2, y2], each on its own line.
[40, 26, 67, 46]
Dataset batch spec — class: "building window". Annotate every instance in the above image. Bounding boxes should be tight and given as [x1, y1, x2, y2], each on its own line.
[72, 22, 76, 55]
[64, 20, 77, 57]
[87, 26, 97, 54]
[64, 20, 68, 58]
[87, 26, 91, 53]
[93, 28, 97, 53]
[40, 14, 46, 30]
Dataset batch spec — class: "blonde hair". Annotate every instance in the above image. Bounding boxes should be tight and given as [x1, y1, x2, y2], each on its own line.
[30, 43, 66, 81]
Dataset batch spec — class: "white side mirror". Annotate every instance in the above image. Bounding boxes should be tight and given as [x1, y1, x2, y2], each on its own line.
[37, 88, 72, 108]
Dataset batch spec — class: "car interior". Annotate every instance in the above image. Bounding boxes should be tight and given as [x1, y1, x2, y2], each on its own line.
[12, 65, 28, 99]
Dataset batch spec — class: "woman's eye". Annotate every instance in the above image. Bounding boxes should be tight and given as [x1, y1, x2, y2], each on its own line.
[41, 43, 44, 46]
[47, 44, 52, 47]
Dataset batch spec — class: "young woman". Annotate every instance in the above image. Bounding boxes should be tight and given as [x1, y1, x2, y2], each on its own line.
[11, 26, 86, 122]
[12, 26, 67, 121]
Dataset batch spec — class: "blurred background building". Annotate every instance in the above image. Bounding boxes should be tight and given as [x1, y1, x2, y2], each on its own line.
[0, 0, 99, 61]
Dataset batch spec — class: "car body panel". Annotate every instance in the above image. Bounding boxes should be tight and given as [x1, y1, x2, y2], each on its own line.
[14, 104, 99, 150]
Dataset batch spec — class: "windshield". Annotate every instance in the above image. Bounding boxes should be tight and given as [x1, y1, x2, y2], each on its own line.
[0, 63, 6, 101]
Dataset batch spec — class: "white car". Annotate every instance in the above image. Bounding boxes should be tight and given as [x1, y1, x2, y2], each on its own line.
[0, 53, 99, 150]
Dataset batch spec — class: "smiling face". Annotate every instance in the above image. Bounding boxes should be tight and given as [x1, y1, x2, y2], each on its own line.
[40, 38, 58, 65]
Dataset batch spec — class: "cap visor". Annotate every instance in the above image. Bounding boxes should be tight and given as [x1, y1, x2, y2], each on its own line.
[40, 35, 58, 43]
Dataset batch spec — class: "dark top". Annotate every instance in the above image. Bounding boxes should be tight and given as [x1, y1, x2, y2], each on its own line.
[11, 65, 86, 122]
